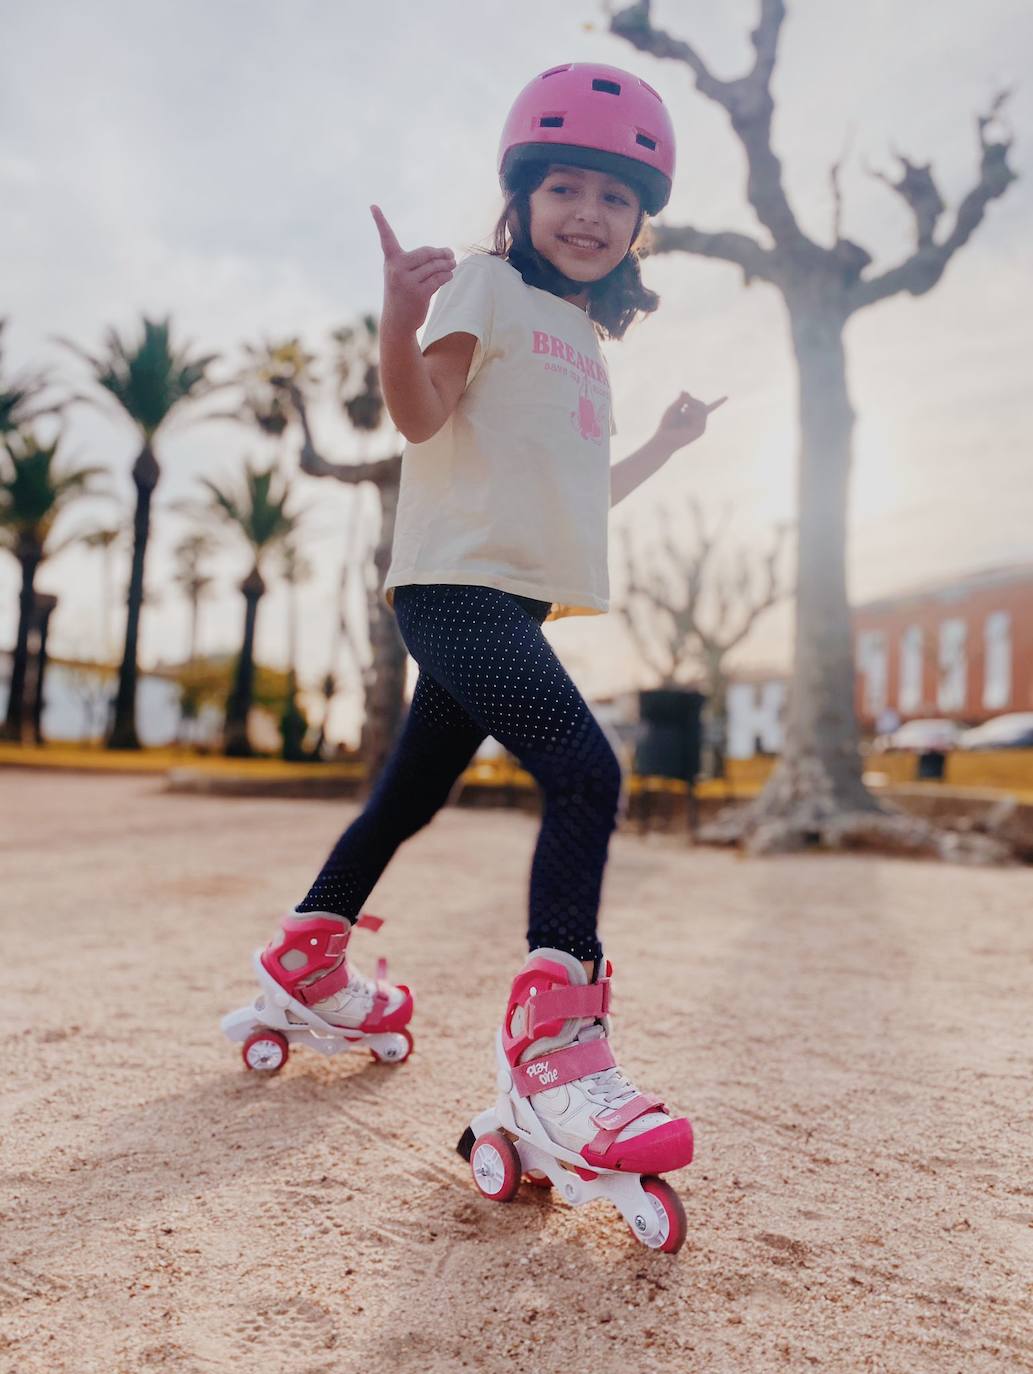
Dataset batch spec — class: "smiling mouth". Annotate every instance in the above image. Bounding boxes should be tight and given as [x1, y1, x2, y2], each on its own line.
[558, 234, 606, 250]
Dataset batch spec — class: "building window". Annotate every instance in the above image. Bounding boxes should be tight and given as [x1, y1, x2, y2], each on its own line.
[983, 611, 1011, 710]
[899, 625, 923, 714]
[857, 629, 888, 715]
[938, 619, 967, 713]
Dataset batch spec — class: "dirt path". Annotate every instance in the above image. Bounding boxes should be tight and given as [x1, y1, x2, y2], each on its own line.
[2, 772, 1031, 1372]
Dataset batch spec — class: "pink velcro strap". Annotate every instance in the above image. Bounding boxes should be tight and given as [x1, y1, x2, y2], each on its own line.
[356, 912, 384, 932]
[529, 978, 610, 1034]
[511, 1037, 616, 1098]
[296, 961, 352, 1007]
[364, 979, 392, 1029]
[587, 1093, 662, 1137]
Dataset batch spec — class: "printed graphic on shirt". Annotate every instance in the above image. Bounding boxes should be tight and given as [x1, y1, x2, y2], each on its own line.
[531, 328, 610, 447]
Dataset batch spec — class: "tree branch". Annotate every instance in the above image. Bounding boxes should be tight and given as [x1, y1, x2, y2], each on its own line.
[847, 92, 1017, 313]
[724, 521, 792, 652]
[616, 527, 677, 682]
[283, 380, 401, 489]
[610, 0, 809, 250]
[609, 0, 729, 103]
[616, 503, 788, 695]
[648, 222, 777, 285]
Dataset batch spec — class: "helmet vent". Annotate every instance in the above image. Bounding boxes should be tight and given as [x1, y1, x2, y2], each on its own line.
[640, 80, 662, 101]
[635, 132, 658, 151]
[538, 115, 564, 128]
[541, 65, 571, 79]
[591, 78, 622, 96]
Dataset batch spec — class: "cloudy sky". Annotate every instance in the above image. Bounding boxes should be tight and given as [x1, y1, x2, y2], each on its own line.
[2, 0, 1030, 740]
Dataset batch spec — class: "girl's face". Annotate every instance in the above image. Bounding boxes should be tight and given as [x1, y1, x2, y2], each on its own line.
[526, 164, 641, 299]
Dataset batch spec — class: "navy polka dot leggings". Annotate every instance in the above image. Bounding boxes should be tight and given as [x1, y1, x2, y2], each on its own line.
[296, 582, 623, 961]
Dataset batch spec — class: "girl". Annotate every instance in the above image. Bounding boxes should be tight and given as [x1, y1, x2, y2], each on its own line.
[227, 64, 724, 1207]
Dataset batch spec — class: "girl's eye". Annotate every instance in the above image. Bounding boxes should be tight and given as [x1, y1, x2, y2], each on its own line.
[547, 184, 630, 206]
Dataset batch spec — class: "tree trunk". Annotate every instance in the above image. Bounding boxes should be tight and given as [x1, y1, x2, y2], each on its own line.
[281, 583, 306, 761]
[188, 592, 200, 667]
[1, 542, 41, 743]
[101, 544, 114, 663]
[224, 566, 265, 758]
[761, 302, 879, 820]
[357, 481, 407, 796]
[314, 673, 336, 760]
[31, 595, 57, 744]
[702, 297, 882, 849]
[702, 652, 728, 780]
[108, 445, 159, 750]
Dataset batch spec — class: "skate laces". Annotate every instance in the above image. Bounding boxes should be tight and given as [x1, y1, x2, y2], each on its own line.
[347, 965, 378, 1003]
[306, 958, 375, 1012]
[574, 1023, 640, 1108]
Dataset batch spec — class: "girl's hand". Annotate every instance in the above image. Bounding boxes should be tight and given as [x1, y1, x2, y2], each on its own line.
[655, 391, 727, 454]
[371, 204, 456, 336]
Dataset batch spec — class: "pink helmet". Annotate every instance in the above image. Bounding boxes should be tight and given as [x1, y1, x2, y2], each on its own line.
[498, 62, 676, 215]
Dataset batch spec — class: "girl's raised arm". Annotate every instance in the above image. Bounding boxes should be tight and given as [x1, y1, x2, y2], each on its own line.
[371, 205, 475, 444]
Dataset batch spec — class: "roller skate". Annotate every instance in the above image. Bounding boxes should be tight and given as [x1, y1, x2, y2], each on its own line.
[220, 910, 414, 1072]
[457, 947, 693, 1252]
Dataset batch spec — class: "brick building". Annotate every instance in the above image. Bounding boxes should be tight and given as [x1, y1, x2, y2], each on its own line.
[853, 563, 1033, 728]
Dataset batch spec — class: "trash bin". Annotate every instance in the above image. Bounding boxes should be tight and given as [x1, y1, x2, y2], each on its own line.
[916, 749, 946, 781]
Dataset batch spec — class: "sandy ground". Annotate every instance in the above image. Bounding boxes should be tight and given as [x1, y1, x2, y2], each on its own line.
[1, 771, 1031, 1374]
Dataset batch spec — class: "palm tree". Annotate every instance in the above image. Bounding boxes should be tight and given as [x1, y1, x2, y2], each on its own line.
[63, 316, 220, 749]
[195, 459, 300, 756]
[0, 430, 104, 741]
[234, 337, 319, 436]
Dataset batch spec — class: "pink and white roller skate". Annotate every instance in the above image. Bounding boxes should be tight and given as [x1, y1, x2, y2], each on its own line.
[220, 911, 414, 1072]
[457, 948, 693, 1252]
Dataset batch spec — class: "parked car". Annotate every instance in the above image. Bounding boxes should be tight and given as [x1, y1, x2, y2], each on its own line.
[959, 712, 1033, 750]
[880, 718, 962, 752]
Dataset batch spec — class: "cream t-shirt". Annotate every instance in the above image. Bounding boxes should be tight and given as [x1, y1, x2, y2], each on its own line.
[383, 252, 616, 622]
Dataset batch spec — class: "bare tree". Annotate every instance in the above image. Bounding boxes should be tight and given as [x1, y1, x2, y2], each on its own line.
[279, 317, 407, 796]
[618, 501, 790, 776]
[610, 1, 1017, 855]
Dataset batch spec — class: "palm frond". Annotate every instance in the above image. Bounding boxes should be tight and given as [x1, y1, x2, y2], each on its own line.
[332, 314, 384, 434]
[0, 429, 106, 554]
[60, 316, 220, 440]
[0, 319, 61, 436]
[193, 458, 304, 566]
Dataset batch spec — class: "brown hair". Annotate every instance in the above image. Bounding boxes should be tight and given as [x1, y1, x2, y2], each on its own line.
[483, 162, 659, 341]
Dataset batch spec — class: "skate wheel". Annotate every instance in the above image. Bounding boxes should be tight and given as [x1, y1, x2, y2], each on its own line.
[242, 1029, 289, 1073]
[370, 1027, 414, 1064]
[470, 1131, 521, 1202]
[632, 1177, 687, 1254]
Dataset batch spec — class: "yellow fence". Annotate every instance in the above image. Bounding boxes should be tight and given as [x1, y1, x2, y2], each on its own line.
[0, 740, 365, 780]
[6, 740, 1033, 800]
[946, 749, 1033, 791]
